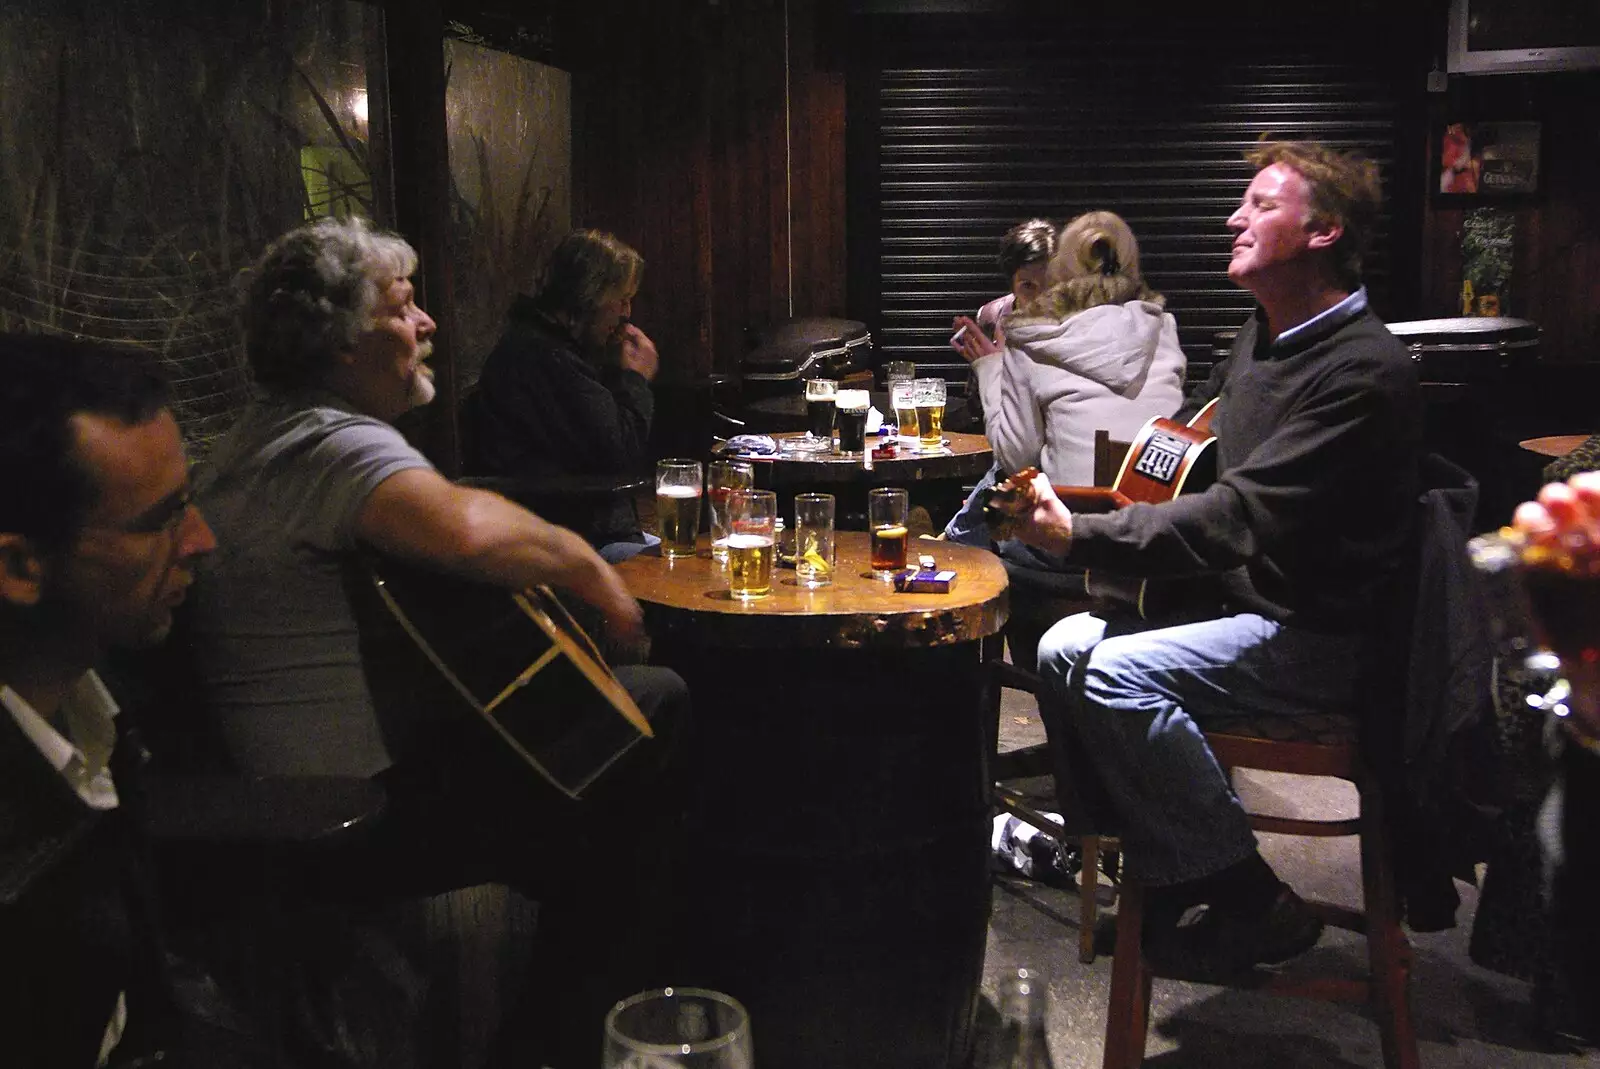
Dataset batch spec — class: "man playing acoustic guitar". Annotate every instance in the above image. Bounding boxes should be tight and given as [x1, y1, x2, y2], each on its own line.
[186, 216, 690, 1066]
[990, 141, 1422, 978]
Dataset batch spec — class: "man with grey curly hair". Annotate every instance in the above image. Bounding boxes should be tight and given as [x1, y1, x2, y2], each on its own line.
[238, 215, 437, 415]
[187, 215, 690, 1064]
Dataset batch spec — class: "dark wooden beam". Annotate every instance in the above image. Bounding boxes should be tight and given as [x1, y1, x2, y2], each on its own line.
[384, 0, 462, 474]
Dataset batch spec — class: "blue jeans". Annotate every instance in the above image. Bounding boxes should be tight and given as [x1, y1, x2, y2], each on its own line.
[600, 532, 660, 563]
[1035, 610, 1369, 885]
[943, 463, 1001, 546]
[943, 463, 1068, 571]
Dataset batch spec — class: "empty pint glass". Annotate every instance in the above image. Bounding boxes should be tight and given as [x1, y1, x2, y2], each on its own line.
[794, 493, 836, 588]
[914, 377, 946, 451]
[868, 487, 909, 578]
[834, 389, 871, 455]
[804, 378, 838, 442]
[655, 458, 703, 559]
[707, 459, 755, 563]
[726, 489, 777, 600]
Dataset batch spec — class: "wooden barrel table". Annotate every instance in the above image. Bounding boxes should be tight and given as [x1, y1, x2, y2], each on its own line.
[729, 430, 994, 531]
[615, 535, 1008, 1069]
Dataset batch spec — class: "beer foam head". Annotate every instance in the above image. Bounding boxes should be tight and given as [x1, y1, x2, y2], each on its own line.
[658, 484, 701, 498]
[725, 532, 774, 548]
[836, 389, 870, 411]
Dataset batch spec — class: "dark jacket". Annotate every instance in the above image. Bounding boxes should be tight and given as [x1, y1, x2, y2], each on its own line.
[0, 710, 172, 1068]
[463, 298, 653, 545]
[1365, 453, 1496, 931]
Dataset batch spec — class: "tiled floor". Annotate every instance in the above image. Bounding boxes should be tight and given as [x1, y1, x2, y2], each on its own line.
[980, 687, 1597, 1068]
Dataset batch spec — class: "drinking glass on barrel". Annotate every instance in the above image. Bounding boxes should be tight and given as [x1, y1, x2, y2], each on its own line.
[914, 377, 946, 452]
[835, 389, 871, 455]
[707, 459, 755, 563]
[890, 377, 919, 441]
[794, 492, 836, 588]
[868, 487, 910, 578]
[603, 987, 753, 1069]
[804, 377, 838, 443]
[655, 458, 703, 559]
[726, 489, 778, 600]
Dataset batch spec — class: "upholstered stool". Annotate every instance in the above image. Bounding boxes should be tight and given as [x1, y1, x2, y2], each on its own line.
[1101, 711, 1419, 1069]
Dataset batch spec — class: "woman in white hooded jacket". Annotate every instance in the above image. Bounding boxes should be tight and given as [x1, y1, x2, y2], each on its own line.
[954, 210, 1187, 490]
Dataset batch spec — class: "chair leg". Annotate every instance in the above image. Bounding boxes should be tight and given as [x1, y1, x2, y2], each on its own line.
[1357, 780, 1419, 1069]
[1102, 878, 1151, 1069]
[1080, 835, 1101, 963]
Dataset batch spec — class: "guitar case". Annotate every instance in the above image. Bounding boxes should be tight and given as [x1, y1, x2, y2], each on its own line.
[740, 316, 872, 400]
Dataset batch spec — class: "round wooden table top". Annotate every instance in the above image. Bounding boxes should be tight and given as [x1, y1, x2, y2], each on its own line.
[731, 431, 995, 488]
[1519, 434, 1593, 458]
[615, 531, 1008, 649]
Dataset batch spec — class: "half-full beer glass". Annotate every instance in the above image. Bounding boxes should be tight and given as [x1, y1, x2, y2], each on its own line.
[890, 378, 919, 441]
[834, 389, 871, 455]
[726, 489, 777, 600]
[914, 377, 947, 451]
[655, 459, 703, 559]
[707, 459, 755, 562]
[804, 378, 838, 442]
[868, 487, 909, 578]
[794, 493, 836, 588]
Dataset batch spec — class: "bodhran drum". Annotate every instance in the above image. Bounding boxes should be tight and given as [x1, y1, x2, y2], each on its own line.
[1385, 316, 1539, 385]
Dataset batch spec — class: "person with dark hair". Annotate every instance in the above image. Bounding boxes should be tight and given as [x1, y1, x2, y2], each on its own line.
[941, 218, 1058, 545]
[463, 228, 660, 561]
[990, 140, 1421, 978]
[189, 216, 689, 1068]
[950, 217, 1056, 437]
[0, 332, 219, 1067]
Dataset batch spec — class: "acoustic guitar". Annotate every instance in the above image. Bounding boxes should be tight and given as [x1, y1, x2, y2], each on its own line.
[984, 399, 1222, 619]
[353, 557, 653, 801]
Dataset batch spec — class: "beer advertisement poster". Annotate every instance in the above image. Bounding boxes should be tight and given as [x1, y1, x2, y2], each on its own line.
[1460, 207, 1516, 318]
[1437, 121, 1541, 199]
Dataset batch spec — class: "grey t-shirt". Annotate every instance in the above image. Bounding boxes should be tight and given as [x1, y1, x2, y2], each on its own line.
[189, 393, 433, 776]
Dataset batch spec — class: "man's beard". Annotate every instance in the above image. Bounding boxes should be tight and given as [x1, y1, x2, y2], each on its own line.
[407, 341, 437, 407]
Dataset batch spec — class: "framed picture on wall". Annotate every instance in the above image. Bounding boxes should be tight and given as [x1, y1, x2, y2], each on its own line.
[1437, 121, 1542, 198]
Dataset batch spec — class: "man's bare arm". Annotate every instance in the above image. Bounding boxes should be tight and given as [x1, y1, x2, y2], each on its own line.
[354, 467, 644, 644]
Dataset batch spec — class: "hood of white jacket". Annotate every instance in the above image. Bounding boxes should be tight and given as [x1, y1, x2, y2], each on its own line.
[1003, 300, 1169, 393]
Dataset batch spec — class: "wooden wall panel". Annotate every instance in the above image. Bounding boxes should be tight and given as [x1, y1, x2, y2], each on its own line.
[566, 0, 847, 383]
[1419, 70, 1600, 366]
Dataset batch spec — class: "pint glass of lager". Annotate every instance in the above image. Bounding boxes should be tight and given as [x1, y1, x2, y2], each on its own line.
[707, 459, 755, 562]
[914, 377, 946, 452]
[868, 487, 910, 578]
[835, 389, 871, 455]
[890, 378, 919, 441]
[726, 489, 777, 600]
[804, 378, 838, 442]
[655, 458, 703, 558]
[794, 492, 836, 588]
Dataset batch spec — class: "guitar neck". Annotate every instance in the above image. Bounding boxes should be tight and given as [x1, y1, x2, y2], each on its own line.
[1053, 485, 1132, 513]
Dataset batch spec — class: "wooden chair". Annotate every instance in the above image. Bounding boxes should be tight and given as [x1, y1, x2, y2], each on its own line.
[987, 430, 1132, 963]
[1101, 713, 1418, 1069]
